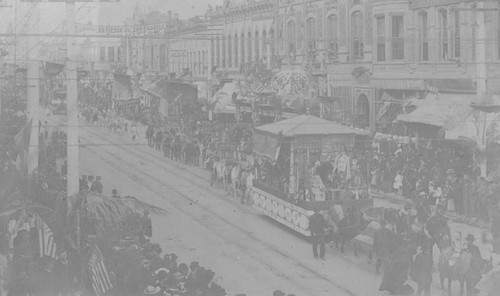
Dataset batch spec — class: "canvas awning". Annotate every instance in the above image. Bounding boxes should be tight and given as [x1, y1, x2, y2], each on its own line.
[397, 93, 476, 129]
[255, 114, 369, 137]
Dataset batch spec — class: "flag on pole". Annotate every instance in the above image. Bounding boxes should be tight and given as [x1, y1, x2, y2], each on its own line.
[88, 245, 113, 296]
[13, 118, 33, 175]
[36, 215, 57, 258]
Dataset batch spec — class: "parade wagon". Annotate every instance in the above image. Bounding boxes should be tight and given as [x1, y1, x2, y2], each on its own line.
[250, 115, 373, 236]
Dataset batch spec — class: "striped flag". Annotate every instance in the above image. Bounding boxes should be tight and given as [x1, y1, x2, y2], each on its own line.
[36, 215, 57, 258]
[88, 246, 113, 296]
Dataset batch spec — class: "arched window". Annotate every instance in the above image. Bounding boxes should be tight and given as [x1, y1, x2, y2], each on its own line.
[234, 33, 239, 68]
[248, 32, 252, 62]
[419, 11, 429, 61]
[326, 14, 338, 59]
[216, 37, 220, 66]
[240, 33, 245, 65]
[228, 35, 232, 68]
[306, 17, 316, 51]
[351, 11, 364, 60]
[287, 20, 296, 56]
[269, 29, 275, 64]
[391, 14, 404, 60]
[438, 9, 448, 60]
[262, 30, 267, 62]
[451, 8, 460, 58]
[255, 31, 259, 62]
[221, 35, 226, 67]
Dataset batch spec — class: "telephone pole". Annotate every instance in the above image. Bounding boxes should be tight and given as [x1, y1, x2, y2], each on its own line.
[66, 0, 79, 197]
[26, 3, 40, 176]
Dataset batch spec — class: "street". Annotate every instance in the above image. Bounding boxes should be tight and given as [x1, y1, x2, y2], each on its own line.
[78, 122, 499, 296]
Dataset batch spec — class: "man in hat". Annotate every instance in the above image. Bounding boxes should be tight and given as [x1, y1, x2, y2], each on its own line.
[139, 210, 152, 244]
[91, 175, 103, 194]
[111, 189, 120, 199]
[308, 208, 327, 259]
[465, 234, 483, 296]
[410, 243, 432, 296]
[79, 175, 89, 192]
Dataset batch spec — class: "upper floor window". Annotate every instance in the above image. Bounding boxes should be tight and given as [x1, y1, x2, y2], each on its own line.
[419, 11, 429, 61]
[248, 32, 252, 62]
[234, 33, 239, 68]
[240, 33, 245, 64]
[287, 21, 296, 57]
[306, 17, 317, 52]
[351, 11, 364, 60]
[222, 36, 226, 67]
[376, 15, 385, 62]
[451, 8, 460, 58]
[216, 37, 220, 66]
[100, 47, 106, 62]
[255, 31, 259, 62]
[117, 47, 122, 62]
[438, 9, 449, 60]
[391, 15, 404, 60]
[228, 35, 232, 68]
[326, 14, 338, 59]
[108, 47, 115, 63]
[160, 45, 166, 71]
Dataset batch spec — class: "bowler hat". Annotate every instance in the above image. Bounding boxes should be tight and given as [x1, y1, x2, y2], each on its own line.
[466, 234, 475, 242]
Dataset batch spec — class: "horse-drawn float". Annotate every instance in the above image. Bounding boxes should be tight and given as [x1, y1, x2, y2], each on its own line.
[250, 114, 373, 236]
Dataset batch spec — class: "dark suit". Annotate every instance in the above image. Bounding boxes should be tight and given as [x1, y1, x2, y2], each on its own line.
[309, 213, 327, 258]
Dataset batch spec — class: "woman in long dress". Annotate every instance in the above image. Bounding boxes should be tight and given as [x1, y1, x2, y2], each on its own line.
[394, 171, 403, 195]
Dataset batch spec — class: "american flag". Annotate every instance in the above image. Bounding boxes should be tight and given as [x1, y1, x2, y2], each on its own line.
[88, 246, 113, 296]
[36, 215, 57, 258]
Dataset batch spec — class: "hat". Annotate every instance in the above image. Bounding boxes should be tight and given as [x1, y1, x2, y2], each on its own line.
[143, 285, 161, 295]
[190, 261, 199, 269]
[173, 272, 184, 280]
[96, 176, 101, 180]
[273, 290, 286, 296]
[466, 234, 475, 242]
[447, 169, 455, 174]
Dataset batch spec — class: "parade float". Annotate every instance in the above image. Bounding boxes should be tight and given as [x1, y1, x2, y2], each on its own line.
[251, 114, 373, 236]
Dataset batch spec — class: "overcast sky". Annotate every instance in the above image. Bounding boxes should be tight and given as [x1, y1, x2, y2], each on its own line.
[0, 0, 220, 33]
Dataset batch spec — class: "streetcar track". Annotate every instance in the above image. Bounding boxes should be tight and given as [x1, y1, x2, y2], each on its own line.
[82, 126, 361, 296]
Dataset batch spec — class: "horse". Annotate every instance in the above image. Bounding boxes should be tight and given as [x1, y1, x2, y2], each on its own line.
[328, 205, 368, 255]
[212, 159, 226, 189]
[379, 241, 415, 296]
[439, 246, 493, 296]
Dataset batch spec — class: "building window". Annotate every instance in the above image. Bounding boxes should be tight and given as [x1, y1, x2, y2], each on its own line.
[216, 37, 220, 66]
[160, 44, 166, 71]
[452, 8, 460, 58]
[262, 30, 267, 63]
[234, 33, 239, 68]
[222, 36, 226, 67]
[438, 9, 448, 60]
[228, 35, 232, 68]
[117, 47, 122, 62]
[241, 33, 245, 64]
[419, 11, 429, 61]
[326, 14, 338, 60]
[351, 11, 364, 60]
[108, 47, 115, 63]
[306, 17, 316, 55]
[287, 20, 296, 57]
[391, 15, 404, 60]
[248, 32, 252, 62]
[269, 29, 275, 64]
[376, 15, 385, 62]
[150, 46, 154, 70]
[255, 31, 259, 62]
[100, 47, 106, 62]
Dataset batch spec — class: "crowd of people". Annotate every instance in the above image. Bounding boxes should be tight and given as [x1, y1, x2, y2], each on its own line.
[370, 137, 499, 223]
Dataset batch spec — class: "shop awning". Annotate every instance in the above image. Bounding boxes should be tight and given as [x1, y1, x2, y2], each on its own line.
[255, 114, 369, 137]
[397, 93, 476, 129]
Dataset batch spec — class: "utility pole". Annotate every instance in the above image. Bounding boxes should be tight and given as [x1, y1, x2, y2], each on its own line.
[474, 0, 488, 178]
[26, 3, 40, 176]
[66, 0, 79, 197]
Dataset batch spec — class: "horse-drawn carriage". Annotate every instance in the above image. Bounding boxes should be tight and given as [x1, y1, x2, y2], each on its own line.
[250, 115, 373, 236]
